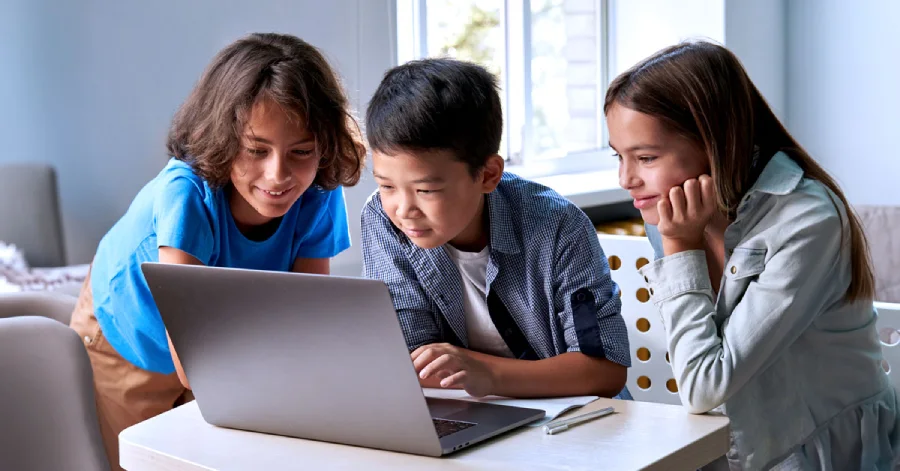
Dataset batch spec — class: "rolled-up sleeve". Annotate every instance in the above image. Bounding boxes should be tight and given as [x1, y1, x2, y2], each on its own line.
[640, 205, 845, 414]
[553, 209, 631, 367]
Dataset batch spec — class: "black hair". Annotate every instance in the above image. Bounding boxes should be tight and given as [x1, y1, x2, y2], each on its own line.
[366, 58, 503, 175]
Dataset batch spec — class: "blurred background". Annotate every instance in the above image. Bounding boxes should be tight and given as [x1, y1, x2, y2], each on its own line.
[0, 0, 896, 276]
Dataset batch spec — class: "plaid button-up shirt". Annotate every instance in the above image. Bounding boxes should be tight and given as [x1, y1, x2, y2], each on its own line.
[361, 173, 631, 368]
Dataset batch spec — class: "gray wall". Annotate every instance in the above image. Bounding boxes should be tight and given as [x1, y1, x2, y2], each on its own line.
[0, 0, 391, 274]
[787, 0, 900, 205]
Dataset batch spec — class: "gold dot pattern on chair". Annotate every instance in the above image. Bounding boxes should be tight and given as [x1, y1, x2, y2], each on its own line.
[666, 379, 678, 393]
[665, 352, 670, 363]
[872, 304, 900, 391]
[636, 318, 650, 332]
[879, 327, 900, 347]
[636, 347, 651, 362]
[608, 255, 622, 270]
[878, 325, 900, 378]
[637, 376, 651, 390]
[598, 232, 682, 405]
[636, 288, 650, 303]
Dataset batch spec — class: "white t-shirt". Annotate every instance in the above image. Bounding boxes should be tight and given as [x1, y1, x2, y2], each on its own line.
[444, 244, 514, 358]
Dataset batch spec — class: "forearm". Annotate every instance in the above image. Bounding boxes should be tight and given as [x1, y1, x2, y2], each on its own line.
[168, 332, 190, 390]
[662, 238, 704, 256]
[477, 351, 626, 398]
[291, 257, 330, 274]
[159, 246, 201, 390]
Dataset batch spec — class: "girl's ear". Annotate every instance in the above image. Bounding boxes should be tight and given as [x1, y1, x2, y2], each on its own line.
[480, 154, 505, 193]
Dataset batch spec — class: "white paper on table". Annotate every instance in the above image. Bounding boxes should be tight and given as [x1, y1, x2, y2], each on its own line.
[423, 388, 598, 426]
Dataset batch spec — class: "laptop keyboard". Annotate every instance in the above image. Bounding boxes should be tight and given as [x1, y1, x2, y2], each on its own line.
[432, 418, 476, 438]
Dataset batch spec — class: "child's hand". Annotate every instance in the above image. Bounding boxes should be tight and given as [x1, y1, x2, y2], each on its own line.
[658, 175, 716, 255]
[412, 343, 495, 398]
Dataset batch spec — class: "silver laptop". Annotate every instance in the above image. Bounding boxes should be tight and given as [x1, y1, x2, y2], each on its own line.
[141, 262, 544, 456]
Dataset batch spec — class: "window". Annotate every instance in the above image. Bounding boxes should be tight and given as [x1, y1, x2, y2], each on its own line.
[395, 0, 724, 178]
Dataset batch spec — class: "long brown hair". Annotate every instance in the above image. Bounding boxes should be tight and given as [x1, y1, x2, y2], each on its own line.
[605, 40, 874, 302]
[167, 33, 365, 190]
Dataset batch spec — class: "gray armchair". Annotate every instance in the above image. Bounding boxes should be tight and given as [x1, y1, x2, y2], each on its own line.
[0, 315, 109, 471]
[856, 205, 900, 304]
[0, 290, 79, 325]
[0, 163, 67, 267]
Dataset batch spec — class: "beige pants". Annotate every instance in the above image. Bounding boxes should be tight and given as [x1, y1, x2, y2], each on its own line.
[70, 268, 193, 471]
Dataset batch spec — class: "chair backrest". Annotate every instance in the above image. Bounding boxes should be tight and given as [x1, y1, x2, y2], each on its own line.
[0, 316, 109, 471]
[875, 302, 900, 390]
[0, 290, 79, 324]
[600, 233, 900, 405]
[856, 205, 900, 303]
[598, 234, 681, 405]
[0, 163, 67, 267]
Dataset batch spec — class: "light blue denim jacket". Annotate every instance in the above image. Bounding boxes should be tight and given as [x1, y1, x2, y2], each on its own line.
[642, 153, 900, 470]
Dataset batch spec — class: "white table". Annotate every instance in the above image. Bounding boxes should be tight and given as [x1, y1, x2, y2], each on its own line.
[120, 396, 729, 470]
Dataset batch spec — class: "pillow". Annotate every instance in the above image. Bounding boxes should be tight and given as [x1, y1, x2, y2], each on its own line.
[0, 241, 88, 294]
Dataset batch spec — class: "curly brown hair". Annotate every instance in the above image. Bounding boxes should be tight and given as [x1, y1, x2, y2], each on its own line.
[166, 33, 365, 190]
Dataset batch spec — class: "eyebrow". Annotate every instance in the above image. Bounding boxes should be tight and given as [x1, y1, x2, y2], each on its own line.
[372, 173, 445, 184]
[608, 142, 662, 153]
[411, 176, 445, 184]
[245, 136, 315, 146]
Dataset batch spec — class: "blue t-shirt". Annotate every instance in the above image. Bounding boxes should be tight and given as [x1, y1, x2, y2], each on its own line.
[91, 158, 351, 373]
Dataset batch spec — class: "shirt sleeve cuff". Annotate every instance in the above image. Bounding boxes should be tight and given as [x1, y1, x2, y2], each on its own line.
[597, 312, 633, 367]
[638, 250, 713, 304]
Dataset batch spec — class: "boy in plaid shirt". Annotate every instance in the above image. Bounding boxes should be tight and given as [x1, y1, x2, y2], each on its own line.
[362, 58, 631, 399]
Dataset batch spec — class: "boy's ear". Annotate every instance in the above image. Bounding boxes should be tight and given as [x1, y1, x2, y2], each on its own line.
[480, 154, 504, 192]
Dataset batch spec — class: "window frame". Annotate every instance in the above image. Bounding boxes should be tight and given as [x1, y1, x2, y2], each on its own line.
[393, 0, 619, 179]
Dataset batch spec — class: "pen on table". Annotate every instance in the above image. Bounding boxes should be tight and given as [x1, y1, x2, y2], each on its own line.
[543, 407, 615, 435]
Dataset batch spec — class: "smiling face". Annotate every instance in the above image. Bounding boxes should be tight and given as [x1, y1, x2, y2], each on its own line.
[607, 103, 709, 225]
[228, 97, 320, 230]
[372, 149, 504, 251]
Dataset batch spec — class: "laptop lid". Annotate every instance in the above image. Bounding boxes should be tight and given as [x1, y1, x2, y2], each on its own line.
[141, 262, 445, 456]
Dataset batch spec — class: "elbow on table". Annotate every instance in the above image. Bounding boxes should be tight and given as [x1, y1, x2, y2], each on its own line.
[602, 366, 628, 397]
[682, 388, 724, 414]
[585, 358, 627, 397]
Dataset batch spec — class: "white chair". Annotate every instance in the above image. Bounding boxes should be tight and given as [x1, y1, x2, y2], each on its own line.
[874, 302, 900, 390]
[597, 234, 681, 405]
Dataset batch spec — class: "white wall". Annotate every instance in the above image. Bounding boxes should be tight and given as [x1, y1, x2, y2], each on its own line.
[725, 0, 786, 121]
[786, 0, 900, 205]
[0, 0, 391, 273]
[612, 0, 725, 78]
[608, 0, 786, 121]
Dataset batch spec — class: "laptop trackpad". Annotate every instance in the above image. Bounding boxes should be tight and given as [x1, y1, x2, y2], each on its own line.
[426, 397, 475, 419]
